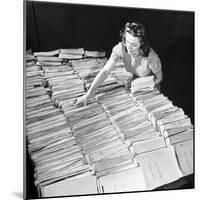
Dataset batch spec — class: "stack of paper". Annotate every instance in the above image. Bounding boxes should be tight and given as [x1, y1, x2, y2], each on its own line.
[26, 108, 91, 187]
[25, 49, 37, 66]
[98, 166, 147, 193]
[71, 58, 101, 76]
[138, 91, 193, 146]
[131, 76, 155, 94]
[94, 75, 123, 94]
[137, 94, 173, 115]
[41, 173, 98, 197]
[26, 64, 43, 79]
[42, 65, 72, 73]
[84, 50, 106, 58]
[173, 140, 193, 175]
[135, 146, 183, 189]
[130, 84, 194, 177]
[43, 64, 85, 107]
[25, 64, 44, 88]
[70, 58, 104, 89]
[65, 99, 130, 164]
[26, 86, 51, 99]
[131, 137, 167, 155]
[95, 83, 160, 147]
[59, 48, 84, 60]
[25, 58, 92, 193]
[60, 48, 85, 55]
[41, 58, 138, 183]
[131, 89, 160, 103]
[110, 61, 133, 89]
[33, 49, 63, 66]
[41, 60, 131, 168]
[36, 56, 64, 66]
[94, 153, 137, 178]
[26, 54, 36, 62]
[33, 49, 60, 57]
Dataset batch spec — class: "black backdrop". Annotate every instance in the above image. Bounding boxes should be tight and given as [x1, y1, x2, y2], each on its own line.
[25, 1, 194, 198]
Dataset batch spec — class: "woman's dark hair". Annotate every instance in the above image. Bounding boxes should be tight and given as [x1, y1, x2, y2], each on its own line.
[120, 22, 150, 57]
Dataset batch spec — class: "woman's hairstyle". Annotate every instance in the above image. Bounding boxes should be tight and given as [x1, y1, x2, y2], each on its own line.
[120, 22, 150, 57]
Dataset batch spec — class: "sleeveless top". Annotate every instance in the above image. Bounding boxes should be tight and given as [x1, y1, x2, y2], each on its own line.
[112, 42, 162, 78]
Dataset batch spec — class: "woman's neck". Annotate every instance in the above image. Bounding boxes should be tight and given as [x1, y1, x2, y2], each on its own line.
[130, 52, 140, 59]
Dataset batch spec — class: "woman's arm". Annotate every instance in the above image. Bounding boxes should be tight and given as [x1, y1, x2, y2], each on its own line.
[154, 68, 163, 85]
[86, 53, 118, 97]
[75, 53, 120, 106]
[148, 51, 163, 87]
[153, 57, 163, 86]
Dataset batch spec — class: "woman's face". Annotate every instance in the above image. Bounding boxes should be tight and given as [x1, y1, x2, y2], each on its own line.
[125, 32, 140, 57]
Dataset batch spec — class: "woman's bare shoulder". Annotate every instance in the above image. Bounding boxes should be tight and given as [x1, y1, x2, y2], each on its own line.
[147, 48, 162, 72]
[112, 42, 123, 58]
[147, 48, 160, 63]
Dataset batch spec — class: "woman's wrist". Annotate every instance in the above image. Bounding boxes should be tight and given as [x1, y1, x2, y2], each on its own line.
[85, 92, 91, 98]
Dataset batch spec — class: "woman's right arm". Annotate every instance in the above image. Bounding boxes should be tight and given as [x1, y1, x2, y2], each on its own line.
[75, 53, 120, 106]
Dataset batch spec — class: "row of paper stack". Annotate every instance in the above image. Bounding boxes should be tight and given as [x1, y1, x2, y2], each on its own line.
[25, 49, 193, 197]
[130, 75, 193, 177]
[28, 48, 106, 66]
[25, 51, 93, 196]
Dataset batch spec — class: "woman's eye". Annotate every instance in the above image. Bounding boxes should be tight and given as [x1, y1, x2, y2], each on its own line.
[130, 44, 137, 47]
[126, 41, 137, 47]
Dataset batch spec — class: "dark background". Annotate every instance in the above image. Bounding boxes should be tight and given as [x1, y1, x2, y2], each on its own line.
[25, 1, 194, 199]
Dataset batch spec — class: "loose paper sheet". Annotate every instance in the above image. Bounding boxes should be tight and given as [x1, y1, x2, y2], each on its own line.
[98, 167, 147, 193]
[135, 146, 183, 189]
[42, 174, 98, 197]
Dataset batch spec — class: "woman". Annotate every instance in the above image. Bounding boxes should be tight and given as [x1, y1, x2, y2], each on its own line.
[75, 22, 163, 106]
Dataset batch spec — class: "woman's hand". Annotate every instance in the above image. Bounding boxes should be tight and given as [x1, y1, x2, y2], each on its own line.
[75, 93, 90, 106]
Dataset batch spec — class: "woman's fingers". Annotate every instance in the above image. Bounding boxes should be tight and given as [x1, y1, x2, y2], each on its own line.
[74, 97, 82, 106]
[73, 98, 77, 104]
[74, 95, 88, 106]
[83, 99, 88, 106]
